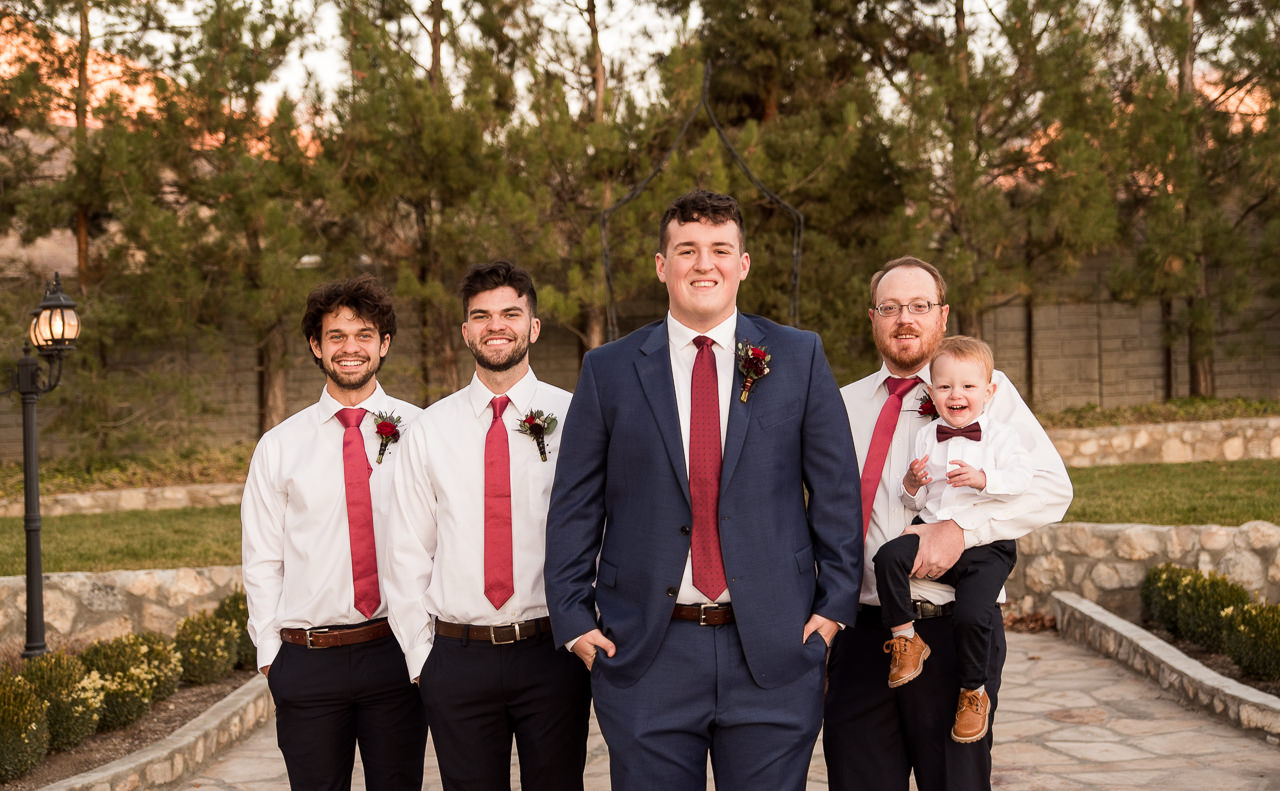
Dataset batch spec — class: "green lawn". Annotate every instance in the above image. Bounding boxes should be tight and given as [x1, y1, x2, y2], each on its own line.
[1064, 458, 1280, 525]
[1, 459, 1277, 575]
[0, 505, 241, 576]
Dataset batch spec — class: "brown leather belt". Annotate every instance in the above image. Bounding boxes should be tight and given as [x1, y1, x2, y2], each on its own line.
[434, 616, 552, 645]
[859, 601, 955, 620]
[280, 619, 392, 649]
[672, 603, 734, 626]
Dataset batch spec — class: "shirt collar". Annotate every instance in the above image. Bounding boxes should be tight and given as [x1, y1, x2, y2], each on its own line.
[666, 310, 738, 353]
[872, 361, 931, 394]
[467, 368, 539, 419]
[318, 382, 390, 424]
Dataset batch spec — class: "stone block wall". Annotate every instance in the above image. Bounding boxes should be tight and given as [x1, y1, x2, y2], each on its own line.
[1048, 417, 1280, 467]
[1007, 521, 1280, 621]
[0, 566, 242, 654]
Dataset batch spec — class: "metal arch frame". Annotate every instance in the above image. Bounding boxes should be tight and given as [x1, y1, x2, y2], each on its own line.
[599, 60, 805, 342]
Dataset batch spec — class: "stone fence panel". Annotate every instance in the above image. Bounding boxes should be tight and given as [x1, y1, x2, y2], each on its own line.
[1007, 521, 1280, 621]
[1048, 417, 1280, 467]
[0, 566, 243, 654]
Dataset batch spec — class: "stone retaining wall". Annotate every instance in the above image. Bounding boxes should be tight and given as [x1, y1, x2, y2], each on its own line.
[0, 566, 243, 652]
[1048, 416, 1280, 467]
[1007, 521, 1280, 621]
[0, 483, 244, 518]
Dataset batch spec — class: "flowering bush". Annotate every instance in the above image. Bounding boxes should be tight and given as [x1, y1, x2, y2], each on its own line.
[0, 670, 49, 781]
[137, 632, 183, 701]
[80, 635, 160, 731]
[21, 652, 104, 751]
[1225, 604, 1280, 681]
[175, 611, 238, 684]
[214, 590, 256, 670]
[1140, 563, 1198, 634]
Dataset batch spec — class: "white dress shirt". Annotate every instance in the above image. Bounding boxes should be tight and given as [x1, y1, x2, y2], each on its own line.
[666, 311, 736, 605]
[241, 383, 422, 669]
[841, 364, 1072, 606]
[383, 369, 572, 678]
[898, 413, 1032, 523]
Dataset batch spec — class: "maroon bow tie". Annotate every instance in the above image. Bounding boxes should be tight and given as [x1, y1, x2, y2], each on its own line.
[937, 423, 982, 442]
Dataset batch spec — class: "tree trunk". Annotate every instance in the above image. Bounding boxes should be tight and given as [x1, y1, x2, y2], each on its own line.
[956, 306, 982, 339]
[429, 0, 443, 89]
[74, 0, 91, 287]
[1160, 298, 1174, 400]
[259, 321, 288, 432]
[1187, 267, 1215, 397]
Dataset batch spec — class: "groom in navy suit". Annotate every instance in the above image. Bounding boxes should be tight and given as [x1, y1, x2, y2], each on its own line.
[544, 190, 863, 790]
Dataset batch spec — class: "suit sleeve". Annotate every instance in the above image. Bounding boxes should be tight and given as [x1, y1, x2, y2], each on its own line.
[544, 353, 612, 648]
[800, 334, 864, 626]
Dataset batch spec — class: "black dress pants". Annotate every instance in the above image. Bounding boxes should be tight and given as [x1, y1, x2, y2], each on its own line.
[268, 633, 427, 791]
[874, 533, 1016, 689]
[418, 629, 592, 791]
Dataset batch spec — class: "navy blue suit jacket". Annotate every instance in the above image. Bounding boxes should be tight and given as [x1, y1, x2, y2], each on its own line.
[544, 314, 863, 689]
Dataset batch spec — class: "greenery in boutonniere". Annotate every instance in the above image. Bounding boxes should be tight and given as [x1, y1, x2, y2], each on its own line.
[372, 411, 402, 463]
[734, 340, 771, 403]
[517, 409, 558, 461]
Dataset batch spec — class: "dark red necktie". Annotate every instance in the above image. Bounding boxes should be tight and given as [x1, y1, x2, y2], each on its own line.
[484, 395, 514, 609]
[337, 408, 380, 618]
[937, 423, 982, 442]
[690, 336, 726, 600]
[860, 377, 920, 537]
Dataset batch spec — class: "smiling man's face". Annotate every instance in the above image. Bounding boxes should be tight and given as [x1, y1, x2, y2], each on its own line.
[870, 266, 949, 376]
[656, 218, 750, 333]
[461, 286, 540, 373]
[310, 307, 390, 396]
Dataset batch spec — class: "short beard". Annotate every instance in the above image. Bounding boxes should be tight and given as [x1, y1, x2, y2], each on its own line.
[468, 336, 529, 373]
[873, 325, 943, 374]
[324, 356, 381, 391]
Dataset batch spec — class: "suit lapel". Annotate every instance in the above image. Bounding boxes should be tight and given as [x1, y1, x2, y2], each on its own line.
[720, 314, 762, 496]
[635, 322, 692, 507]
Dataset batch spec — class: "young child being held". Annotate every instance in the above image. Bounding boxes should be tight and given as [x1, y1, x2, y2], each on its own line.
[873, 335, 1032, 744]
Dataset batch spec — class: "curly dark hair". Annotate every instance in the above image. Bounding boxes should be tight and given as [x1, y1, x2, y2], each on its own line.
[458, 259, 538, 317]
[301, 274, 397, 369]
[658, 190, 745, 253]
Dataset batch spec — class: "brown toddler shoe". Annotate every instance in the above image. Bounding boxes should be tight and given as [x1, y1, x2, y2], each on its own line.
[951, 688, 991, 743]
[883, 632, 930, 688]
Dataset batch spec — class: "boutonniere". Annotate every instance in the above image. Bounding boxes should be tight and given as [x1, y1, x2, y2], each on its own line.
[516, 409, 558, 461]
[372, 411, 402, 463]
[916, 393, 937, 419]
[734, 340, 771, 403]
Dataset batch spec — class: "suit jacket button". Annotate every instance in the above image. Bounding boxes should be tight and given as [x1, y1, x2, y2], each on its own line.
[666, 587, 677, 597]
[680, 525, 690, 535]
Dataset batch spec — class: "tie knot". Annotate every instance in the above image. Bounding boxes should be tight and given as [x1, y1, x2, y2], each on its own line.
[490, 395, 511, 421]
[886, 377, 919, 398]
[337, 408, 366, 429]
[693, 336, 715, 352]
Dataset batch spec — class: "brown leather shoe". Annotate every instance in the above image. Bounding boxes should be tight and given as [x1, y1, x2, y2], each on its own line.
[952, 688, 991, 743]
[883, 632, 930, 688]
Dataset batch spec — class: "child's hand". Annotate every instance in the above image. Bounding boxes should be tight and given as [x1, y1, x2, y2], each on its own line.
[946, 460, 986, 491]
[903, 455, 931, 495]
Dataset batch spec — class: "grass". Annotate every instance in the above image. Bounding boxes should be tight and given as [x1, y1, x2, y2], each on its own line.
[1, 459, 1277, 576]
[1064, 458, 1280, 525]
[0, 505, 241, 576]
[0, 444, 252, 500]
[1040, 397, 1280, 429]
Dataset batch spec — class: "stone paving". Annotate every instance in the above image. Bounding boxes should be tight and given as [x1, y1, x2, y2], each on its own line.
[178, 630, 1280, 790]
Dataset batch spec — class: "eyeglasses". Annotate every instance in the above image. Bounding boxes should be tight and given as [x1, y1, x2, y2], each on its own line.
[873, 301, 942, 318]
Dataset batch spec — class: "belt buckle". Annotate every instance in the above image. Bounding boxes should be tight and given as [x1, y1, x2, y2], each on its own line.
[490, 622, 519, 645]
[698, 603, 718, 626]
[305, 627, 331, 649]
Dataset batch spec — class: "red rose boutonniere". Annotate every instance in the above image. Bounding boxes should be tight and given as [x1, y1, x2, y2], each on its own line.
[517, 409, 558, 461]
[916, 393, 937, 419]
[735, 340, 771, 403]
[372, 410, 402, 463]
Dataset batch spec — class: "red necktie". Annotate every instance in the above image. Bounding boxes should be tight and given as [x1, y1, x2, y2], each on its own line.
[690, 336, 726, 600]
[937, 423, 982, 442]
[484, 395, 514, 609]
[337, 408, 380, 618]
[860, 377, 920, 537]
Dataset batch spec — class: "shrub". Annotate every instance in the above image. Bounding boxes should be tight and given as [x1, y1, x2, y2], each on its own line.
[175, 611, 238, 685]
[21, 652, 104, 751]
[79, 635, 159, 731]
[1140, 564, 1198, 634]
[1174, 572, 1252, 654]
[0, 670, 49, 782]
[214, 589, 256, 670]
[136, 632, 182, 701]
[1225, 603, 1280, 682]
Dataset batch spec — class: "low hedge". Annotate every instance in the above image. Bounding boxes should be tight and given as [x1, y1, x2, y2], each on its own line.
[79, 634, 161, 731]
[1141, 563, 1280, 681]
[214, 589, 255, 670]
[21, 652, 104, 751]
[175, 611, 238, 685]
[0, 670, 49, 782]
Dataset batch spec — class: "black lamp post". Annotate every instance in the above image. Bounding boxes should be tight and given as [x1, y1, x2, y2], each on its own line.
[4, 273, 81, 658]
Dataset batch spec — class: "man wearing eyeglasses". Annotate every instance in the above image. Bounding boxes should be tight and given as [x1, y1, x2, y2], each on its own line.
[823, 256, 1071, 791]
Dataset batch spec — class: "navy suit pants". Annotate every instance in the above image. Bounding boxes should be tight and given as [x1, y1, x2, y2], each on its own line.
[592, 617, 826, 791]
